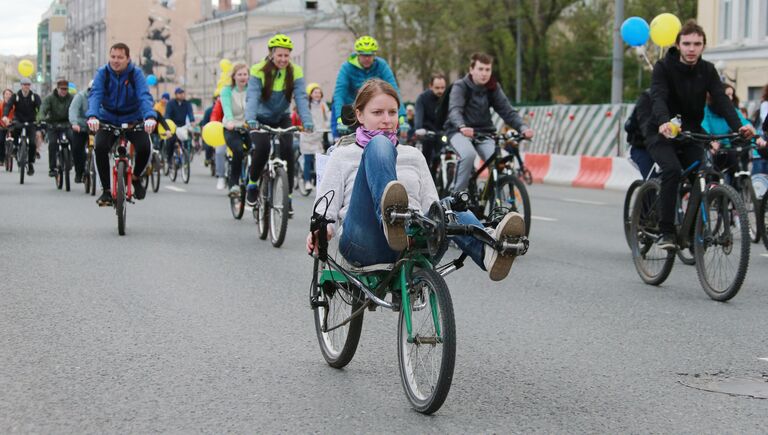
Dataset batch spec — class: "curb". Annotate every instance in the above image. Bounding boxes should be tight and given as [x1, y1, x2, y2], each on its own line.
[524, 152, 640, 191]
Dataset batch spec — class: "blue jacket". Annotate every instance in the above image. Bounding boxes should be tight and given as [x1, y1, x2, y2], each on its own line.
[245, 59, 312, 128]
[331, 54, 405, 136]
[701, 105, 750, 147]
[165, 99, 195, 126]
[86, 62, 155, 124]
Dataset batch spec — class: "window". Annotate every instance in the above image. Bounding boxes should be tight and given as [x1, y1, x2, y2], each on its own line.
[721, 0, 733, 41]
[743, 0, 751, 38]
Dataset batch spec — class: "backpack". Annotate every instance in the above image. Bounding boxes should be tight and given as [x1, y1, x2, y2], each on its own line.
[434, 82, 455, 130]
[624, 106, 641, 145]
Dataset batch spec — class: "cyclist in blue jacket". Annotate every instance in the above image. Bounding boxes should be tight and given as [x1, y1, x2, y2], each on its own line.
[331, 36, 407, 139]
[86, 42, 157, 206]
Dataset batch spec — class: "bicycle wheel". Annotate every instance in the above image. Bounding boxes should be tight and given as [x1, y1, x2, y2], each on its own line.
[398, 268, 456, 415]
[439, 160, 457, 198]
[4, 142, 12, 172]
[18, 141, 26, 185]
[312, 259, 365, 368]
[89, 152, 97, 196]
[256, 172, 270, 240]
[760, 193, 768, 250]
[738, 176, 760, 243]
[629, 179, 675, 285]
[116, 161, 127, 236]
[694, 184, 749, 301]
[230, 185, 245, 220]
[63, 148, 71, 192]
[623, 179, 644, 248]
[269, 167, 290, 247]
[522, 168, 533, 185]
[182, 148, 191, 184]
[151, 154, 161, 193]
[494, 175, 531, 236]
[294, 152, 310, 196]
[169, 151, 179, 182]
[83, 152, 91, 194]
[677, 247, 695, 265]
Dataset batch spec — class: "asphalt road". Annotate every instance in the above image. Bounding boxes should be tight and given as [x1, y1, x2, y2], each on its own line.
[2, 155, 767, 433]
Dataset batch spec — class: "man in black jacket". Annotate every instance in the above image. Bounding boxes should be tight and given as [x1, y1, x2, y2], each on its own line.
[647, 20, 753, 249]
[2, 78, 41, 175]
[627, 89, 654, 179]
[413, 73, 447, 170]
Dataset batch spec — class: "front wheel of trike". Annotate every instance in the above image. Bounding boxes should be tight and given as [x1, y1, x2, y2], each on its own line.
[312, 259, 365, 369]
[397, 268, 456, 414]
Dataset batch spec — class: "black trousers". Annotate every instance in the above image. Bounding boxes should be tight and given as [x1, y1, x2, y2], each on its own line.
[224, 129, 249, 187]
[47, 126, 72, 171]
[420, 136, 442, 172]
[70, 130, 89, 177]
[94, 128, 151, 190]
[250, 116, 294, 191]
[0, 128, 7, 162]
[11, 126, 37, 164]
[647, 138, 705, 234]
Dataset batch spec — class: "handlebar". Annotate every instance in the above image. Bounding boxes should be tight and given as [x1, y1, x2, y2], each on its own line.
[100, 122, 145, 135]
[252, 125, 299, 135]
[678, 131, 743, 142]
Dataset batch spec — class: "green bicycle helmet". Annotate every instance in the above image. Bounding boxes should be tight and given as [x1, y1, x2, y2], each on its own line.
[354, 35, 379, 54]
[268, 34, 294, 50]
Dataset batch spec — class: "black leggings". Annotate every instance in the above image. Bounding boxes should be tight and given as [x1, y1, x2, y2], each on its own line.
[249, 116, 294, 190]
[94, 128, 151, 190]
[225, 129, 249, 187]
[70, 130, 88, 177]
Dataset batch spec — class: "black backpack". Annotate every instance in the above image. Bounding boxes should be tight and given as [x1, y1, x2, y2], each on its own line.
[624, 106, 641, 145]
[434, 82, 458, 130]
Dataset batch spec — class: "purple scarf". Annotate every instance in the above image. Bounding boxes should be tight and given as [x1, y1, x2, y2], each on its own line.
[355, 126, 398, 148]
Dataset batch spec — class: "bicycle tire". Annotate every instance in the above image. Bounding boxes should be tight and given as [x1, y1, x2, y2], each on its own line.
[63, 148, 71, 192]
[269, 167, 290, 247]
[738, 176, 760, 243]
[89, 153, 97, 196]
[83, 153, 91, 194]
[629, 179, 675, 285]
[312, 259, 365, 368]
[522, 168, 533, 185]
[623, 179, 644, 248]
[169, 151, 179, 182]
[230, 185, 245, 220]
[760, 193, 768, 250]
[294, 152, 310, 196]
[182, 147, 190, 184]
[398, 268, 456, 415]
[495, 175, 532, 236]
[694, 184, 749, 301]
[151, 154, 161, 193]
[116, 161, 127, 236]
[55, 150, 63, 190]
[257, 172, 270, 240]
[4, 142, 12, 172]
[676, 247, 695, 265]
[18, 139, 27, 185]
[439, 161, 457, 198]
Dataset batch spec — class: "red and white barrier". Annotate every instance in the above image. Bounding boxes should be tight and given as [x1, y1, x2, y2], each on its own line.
[523, 152, 641, 191]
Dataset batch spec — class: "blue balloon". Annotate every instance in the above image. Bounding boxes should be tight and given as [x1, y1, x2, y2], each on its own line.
[146, 74, 158, 86]
[621, 17, 650, 47]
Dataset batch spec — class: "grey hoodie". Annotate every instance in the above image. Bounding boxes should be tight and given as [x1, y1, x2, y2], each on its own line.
[69, 89, 89, 129]
[445, 74, 528, 134]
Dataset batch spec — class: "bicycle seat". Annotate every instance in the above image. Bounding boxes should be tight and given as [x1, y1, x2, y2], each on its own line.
[339, 256, 395, 273]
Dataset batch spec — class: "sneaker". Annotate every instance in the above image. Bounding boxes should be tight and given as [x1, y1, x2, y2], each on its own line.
[483, 212, 525, 281]
[380, 181, 409, 251]
[74, 173, 83, 183]
[246, 185, 259, 207]
[216, 177, 226, 190]
[27, 165, 34, 176]
[97, 190, 113, 207]
[229, 185, 241, 198]
[656, 233, 676, 251]
[132, 176, 146, 200]
[304, 180, 314, 191]
[49, 169, 57, 177]
[204, 159, 210, 167]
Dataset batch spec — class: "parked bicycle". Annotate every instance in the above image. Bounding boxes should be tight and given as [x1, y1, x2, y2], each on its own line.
[99, 122, 145, 236]
[628, 131, 750, 301]
[251, 125, 296, 248]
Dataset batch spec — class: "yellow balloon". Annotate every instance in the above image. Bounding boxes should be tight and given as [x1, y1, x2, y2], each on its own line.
[220, 59, 233, 72]
[202, 121, 226, 147]
[158, 119, 177, 136]
[18, 59, 34, 78]
[650, 13, 682, 48]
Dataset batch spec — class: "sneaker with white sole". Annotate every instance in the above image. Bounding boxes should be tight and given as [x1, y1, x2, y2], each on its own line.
[483, 212, 525, 281]
[380, 181, 409, 251]
[216, 177, 226, 190]
[304, 180, 313, 191]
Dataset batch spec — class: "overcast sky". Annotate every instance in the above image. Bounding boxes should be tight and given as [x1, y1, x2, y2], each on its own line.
[0, 0, 239, 56]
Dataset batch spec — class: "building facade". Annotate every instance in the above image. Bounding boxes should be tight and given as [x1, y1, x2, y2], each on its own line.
[37, 1, 68, 95]
[62, 0, 202, 97]
[698, 0, 768, 115]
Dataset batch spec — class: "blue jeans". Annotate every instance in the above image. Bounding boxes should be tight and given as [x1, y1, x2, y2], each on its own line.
[303, 154, 315, 182]
[340, 135, 487, 268]
[629, 146, 655, 180]
[752, 158, 768, 175]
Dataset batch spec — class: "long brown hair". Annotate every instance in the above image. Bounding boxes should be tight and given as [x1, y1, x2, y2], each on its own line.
[230, 63, 248, 88]
[723, 83, 739, 107]
[260, 54, 294, 102]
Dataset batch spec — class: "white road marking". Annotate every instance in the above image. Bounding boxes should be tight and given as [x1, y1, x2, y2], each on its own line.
[562, 198, 606, 206]
[761, 254, 768, 259]
[532, 215, 558, 222]
[165, 186, 186, 192]
[759, 357, 768, 362]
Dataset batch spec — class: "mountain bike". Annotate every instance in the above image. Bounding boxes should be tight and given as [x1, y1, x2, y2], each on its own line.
[167, 135, 191, 184]
[308, 191, 528, 414]
[460, 131, 532, 236]
[11, 121, 37, 184]
[628, 131, 750, 301]
[49, 124, 73, 192]
[100, 122, 144, 236]
[251, 125, 296, 248]
[715, 142, 761, 243]
[83, 134, 98, 195]
[224, 127, 250, 220]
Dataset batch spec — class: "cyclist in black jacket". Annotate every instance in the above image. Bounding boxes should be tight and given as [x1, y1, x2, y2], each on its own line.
[647, 20, 753, 249]
[2, 78, 41, 175]
[413, 73, 447, 169]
